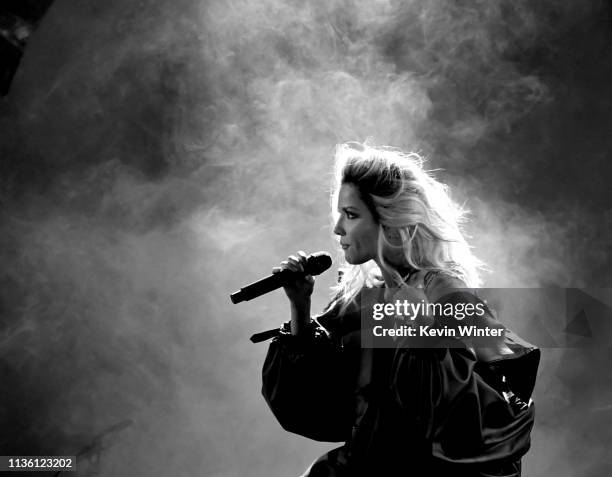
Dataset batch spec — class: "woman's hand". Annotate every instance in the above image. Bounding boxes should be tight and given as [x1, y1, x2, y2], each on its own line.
[273, 251, 314, 335]
[273, 250, 315, 305]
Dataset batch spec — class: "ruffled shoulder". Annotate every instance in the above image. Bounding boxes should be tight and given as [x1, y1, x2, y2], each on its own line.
[315, 289, 370, 338]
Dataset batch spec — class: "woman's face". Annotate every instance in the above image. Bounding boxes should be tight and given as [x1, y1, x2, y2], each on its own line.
[333, 183, 380, 265]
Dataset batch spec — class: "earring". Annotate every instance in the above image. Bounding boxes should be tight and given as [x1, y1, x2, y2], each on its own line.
[383, 225, 402, 244]
[408, 224, 419, 240]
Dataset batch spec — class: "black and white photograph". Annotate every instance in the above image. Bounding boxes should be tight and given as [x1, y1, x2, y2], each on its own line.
[1, 1, 612, 476]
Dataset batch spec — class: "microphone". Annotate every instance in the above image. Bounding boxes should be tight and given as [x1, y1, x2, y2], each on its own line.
[230, 252, 332, 304]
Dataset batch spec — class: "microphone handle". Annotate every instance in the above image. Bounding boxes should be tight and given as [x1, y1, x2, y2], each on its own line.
[230, 270, 295, 304]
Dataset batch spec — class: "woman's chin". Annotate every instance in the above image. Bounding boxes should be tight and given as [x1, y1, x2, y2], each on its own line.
[343, 251, 356, 264]
[344, 253, 369, 266]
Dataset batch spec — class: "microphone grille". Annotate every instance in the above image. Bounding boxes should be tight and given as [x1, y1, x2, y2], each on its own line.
[305, 252, 332, 276]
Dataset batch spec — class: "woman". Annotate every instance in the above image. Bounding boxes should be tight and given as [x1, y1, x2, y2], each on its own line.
[259, 142, 539, 476]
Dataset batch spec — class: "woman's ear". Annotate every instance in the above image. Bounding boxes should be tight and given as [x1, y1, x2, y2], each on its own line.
[382, 225, 402, 244]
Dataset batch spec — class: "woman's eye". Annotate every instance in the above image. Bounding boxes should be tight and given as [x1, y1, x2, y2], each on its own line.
[345, 211, 357, 219]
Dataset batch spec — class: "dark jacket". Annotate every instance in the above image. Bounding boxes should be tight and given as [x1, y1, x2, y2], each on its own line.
[260, 273, 540, 476]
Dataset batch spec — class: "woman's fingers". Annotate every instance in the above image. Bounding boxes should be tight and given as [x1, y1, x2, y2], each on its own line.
[281, 260, 299, 273]
[288, 255, 304, 272]
[279, 260, 302, 273]
[274, 252, 310, 274]
[297, 250, 308, 264]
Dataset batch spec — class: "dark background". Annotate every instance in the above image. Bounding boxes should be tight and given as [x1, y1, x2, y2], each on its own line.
[1, 0, 611, 475]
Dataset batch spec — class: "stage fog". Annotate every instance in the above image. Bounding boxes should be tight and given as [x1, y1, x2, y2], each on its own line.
[1, 1, 611, 475]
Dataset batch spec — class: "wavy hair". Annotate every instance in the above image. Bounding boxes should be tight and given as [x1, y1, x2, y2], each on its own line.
[330, 141, 484, 308]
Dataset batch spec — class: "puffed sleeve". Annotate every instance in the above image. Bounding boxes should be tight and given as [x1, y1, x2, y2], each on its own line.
[261, 309, 353, 442]
[391, 344, 536, 464]
[390, 271, 539, 465]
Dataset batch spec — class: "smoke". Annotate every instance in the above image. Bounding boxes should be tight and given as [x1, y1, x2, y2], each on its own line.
[1, 0, 611, 475]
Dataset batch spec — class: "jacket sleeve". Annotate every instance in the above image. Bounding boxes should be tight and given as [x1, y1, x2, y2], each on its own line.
[390, 272, 539, 464]
[261, 318, 353, 442]
[391, 343, 537, 464]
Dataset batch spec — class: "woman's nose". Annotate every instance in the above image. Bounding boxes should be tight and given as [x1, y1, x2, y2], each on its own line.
[333, 218, 344, 236]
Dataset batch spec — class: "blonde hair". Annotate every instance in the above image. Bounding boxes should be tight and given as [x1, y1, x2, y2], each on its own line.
[331, 141, 484, 309]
